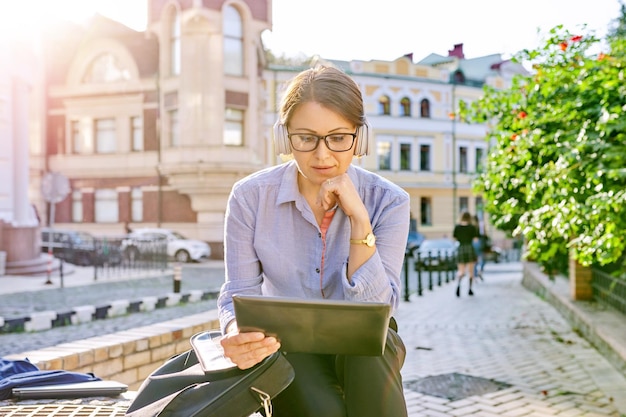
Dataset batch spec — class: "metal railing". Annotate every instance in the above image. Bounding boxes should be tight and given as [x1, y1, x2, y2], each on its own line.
[403, 249, 457, 301]
[591, 268, 626, 316]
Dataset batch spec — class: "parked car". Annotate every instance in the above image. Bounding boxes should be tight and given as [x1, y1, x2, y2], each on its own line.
[413, 238, 458, 271]
[406, 230, 426, 256]
[122, 228, 211, 263]
[40, 228, 122, 266]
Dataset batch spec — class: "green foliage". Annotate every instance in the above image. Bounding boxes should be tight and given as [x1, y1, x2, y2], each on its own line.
[460, 26, 626, 270]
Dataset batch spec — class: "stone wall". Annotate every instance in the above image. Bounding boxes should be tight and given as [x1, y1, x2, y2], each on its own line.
[5, 311, 220, 390]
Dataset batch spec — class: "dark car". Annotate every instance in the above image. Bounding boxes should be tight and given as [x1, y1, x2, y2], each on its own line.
[406, 230, 426, 256]
[40, 228, 122, 266]
[413, 238, 458, 271]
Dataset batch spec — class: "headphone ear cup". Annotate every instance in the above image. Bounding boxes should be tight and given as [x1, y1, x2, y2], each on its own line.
[273, 122, 291, 155]
[354, 122, 370, 156]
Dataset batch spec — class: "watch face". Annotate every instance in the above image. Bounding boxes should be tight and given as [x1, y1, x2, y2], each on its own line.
[366, 233, 376, 247]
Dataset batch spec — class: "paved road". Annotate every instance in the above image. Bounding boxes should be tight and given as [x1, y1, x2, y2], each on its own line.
[0, 263, 225, 358]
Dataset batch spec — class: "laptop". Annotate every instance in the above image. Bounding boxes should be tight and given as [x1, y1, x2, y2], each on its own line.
[233, 295, 391, 356]
[12, 380, 128, 399]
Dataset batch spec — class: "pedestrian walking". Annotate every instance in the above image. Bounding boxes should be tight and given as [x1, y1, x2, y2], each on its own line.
[471, 214, 485, 280]
[217, 65, 410, 417]
[453, 211, 479, 296]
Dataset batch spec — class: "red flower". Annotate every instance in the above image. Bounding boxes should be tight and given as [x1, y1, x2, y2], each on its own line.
[511, 134, 518, 141]
[571, 35, 583, 42]
[518, 111, 527, 119]
[598, 53, 607, 61]
[560, 42, 568, 51]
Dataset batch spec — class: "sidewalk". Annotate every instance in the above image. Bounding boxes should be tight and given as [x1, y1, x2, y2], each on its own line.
[1, 260, 626, 416]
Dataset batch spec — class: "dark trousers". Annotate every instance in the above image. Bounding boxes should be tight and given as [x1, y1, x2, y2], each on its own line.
[272, 325, 408, 417]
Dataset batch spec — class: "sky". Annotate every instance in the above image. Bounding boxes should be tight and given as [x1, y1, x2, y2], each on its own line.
[1, 0, 623, 61]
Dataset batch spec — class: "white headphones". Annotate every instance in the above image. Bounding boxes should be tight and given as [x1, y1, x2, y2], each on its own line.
[273, 121, 370, 156]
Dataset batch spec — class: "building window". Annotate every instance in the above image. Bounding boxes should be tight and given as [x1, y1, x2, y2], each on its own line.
[168, 109, 179, 147]
[459, 196, 469, 214]
[95, 118, 116, 154]
[459, 146, 468, 173]
[71, 120, 83, 154]
[420, 99, 430, 118]
[131, 187, 143, 222]
[95, 189, 119, 223]
[400, 142, 411, 171]
[82, 53, 130, 83]
[419, 144, 431, 171]
[475, 196, 484, 217]
[72, 190, 83, 223]
[377, 141, 391, 170]
[379, 95, 391, 115]
[224, 108, 244, 146]
[131, 116, 143, 151]
[170, 9, 181, 76]
[420, 197, 432, 226]
[224, 5, 243, 76]
[475, 147, 485, 173]
[453, 70, 465, 84]
[400, 97, 411, 117]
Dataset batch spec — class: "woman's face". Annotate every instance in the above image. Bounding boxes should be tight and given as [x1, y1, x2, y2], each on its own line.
[288, 101, 356, 187]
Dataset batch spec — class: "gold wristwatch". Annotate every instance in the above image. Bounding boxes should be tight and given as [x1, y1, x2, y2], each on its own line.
[350, 232, 376, 247]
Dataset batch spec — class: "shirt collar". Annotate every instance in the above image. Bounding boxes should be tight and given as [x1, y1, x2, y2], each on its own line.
[276, 160, 362, 205]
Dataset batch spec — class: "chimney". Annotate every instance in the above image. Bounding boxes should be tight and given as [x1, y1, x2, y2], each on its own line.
[448, 44, 465, 59]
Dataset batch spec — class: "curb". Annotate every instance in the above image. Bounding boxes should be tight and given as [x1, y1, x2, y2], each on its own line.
[0, 289, 220, 334]
[521, 262, 626, 377]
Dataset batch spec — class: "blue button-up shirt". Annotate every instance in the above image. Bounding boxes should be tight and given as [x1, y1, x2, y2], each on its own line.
[217, 160, 410, 333]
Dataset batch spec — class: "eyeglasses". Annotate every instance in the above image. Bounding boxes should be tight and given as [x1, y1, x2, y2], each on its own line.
[287, 131, 357, 152]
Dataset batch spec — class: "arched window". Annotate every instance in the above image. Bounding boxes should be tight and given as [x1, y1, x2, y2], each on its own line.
[453, 70, 465, 84]
[420, 98, 430, 118]
[224, 5, 243, 76]
[400, 97, 411, 117]
[82, 54, 131, 83]
[379, 95, 391, 115]
[170, 9, 181, 76]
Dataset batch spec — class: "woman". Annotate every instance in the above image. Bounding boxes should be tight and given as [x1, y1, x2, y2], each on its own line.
[217, 66, 410, 417]
[453, 211, 479, 297]
[471, 214, 485, 280]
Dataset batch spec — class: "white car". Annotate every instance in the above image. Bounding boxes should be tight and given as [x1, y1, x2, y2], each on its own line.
[123, 228, 211, 263]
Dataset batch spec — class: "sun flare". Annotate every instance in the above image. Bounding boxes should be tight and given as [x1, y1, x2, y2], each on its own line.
[0, 0, 146, 46]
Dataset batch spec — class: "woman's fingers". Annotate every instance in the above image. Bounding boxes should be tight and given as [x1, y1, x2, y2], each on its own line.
[220, 332, 281, 370]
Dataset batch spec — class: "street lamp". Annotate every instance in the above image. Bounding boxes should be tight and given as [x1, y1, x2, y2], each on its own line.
[450, 84, 457, 226]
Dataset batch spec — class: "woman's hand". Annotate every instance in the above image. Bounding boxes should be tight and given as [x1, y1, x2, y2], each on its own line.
[317, 173, 368, 220]
[220, 330, 281, 370]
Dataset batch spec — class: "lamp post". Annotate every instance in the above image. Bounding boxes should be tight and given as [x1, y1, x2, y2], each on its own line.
[450, 84, 457, 225]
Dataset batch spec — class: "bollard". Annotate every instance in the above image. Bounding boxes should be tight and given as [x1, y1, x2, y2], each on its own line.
[173, 263, 182, 293]
[403, 249, 410, 302]
[45, 248, 53, 285]
[60, 260, 64, 288]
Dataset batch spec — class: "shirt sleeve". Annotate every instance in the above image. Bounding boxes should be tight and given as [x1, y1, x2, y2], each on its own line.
[340, 188, 410, 315]
[217, 185, 263, 334]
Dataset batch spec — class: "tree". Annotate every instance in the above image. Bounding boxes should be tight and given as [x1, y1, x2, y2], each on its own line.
[460, 23, 626, 272]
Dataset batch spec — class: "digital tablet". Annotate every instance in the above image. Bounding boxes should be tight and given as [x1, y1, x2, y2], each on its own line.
[233, 295, 391, 356]
[12, 380, 128, 399]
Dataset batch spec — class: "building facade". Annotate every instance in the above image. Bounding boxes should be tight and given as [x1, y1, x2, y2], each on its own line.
[31, 0, 525, 258]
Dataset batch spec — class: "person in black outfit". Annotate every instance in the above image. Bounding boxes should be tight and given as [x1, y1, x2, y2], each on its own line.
[453, 211, 479, 296]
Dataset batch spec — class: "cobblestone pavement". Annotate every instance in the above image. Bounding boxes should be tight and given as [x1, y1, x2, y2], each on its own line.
[396, 262, 626, 416]
[1, 261, 626, 416]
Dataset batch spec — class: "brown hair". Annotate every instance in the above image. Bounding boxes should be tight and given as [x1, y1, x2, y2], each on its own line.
[278, 66, 365, 129]
[459, 211, 472, 224]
